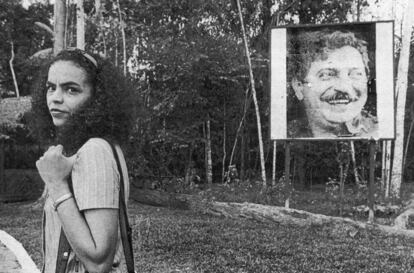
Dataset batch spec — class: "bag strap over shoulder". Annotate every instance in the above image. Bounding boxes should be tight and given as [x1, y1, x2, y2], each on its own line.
[107, 141, 135, 273]
[54, 139, 135, 273]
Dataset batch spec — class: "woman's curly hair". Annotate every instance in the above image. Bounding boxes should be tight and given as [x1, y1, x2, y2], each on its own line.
[30, 49, 136, 154]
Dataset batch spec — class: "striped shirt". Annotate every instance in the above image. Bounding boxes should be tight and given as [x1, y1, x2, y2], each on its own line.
[43, 138, 130, 273]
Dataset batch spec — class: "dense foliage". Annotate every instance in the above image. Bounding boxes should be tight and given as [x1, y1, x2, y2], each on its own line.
[3, 0, 414, 189]
[0, 0, 53, 97]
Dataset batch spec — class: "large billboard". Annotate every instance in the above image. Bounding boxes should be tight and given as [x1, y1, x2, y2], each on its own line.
[270, 21, 395, 141]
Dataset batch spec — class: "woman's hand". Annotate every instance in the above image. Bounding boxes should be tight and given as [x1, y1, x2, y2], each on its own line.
[36, 145, 76, 199]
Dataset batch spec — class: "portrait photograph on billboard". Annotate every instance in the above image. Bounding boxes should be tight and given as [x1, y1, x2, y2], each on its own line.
[270, 21, 395, 141]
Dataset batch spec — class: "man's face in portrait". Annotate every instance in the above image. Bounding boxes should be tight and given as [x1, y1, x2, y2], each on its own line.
[292, 45, 368, 128]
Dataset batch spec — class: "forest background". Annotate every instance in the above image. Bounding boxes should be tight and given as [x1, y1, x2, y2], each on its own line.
[1, 0, 414, 220]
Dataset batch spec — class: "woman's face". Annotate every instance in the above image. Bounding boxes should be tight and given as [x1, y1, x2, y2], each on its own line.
[46, 61, 93, 127]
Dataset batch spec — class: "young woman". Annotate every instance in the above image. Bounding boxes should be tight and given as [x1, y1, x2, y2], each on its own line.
[31, 49, 135, 273]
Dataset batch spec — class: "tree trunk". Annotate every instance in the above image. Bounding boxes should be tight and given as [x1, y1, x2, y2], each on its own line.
[222, 100, 227, 183]
[296, 143, 306, 189]
[205, 117, 213, 185]
[203, 123, 208, 182]
[115, 32, 118, 67]
[205, 202, 414, 238]
[95, 0, 102, 21]
[356, 0, 361, 22]
[403, 103, 414, 173]
[390, 0, 414, 198]
[349, 141, 361, 185]
[116, 0, 127, 76]
[54, 0, 66, 55]
[65, 3, 74, 47]
[76, 0, 85, 50]
[271, 141, 276, 186]
[64, 1, 70, 47]
[184, 142, 194, 185]
[94, 0, 107, 56]
[379, 5, 395, 198]
[228, 87, 249, 176]
[240, 126, 246, 182]
[403, 119, 414, 174]
[8, 42, 19, 99]
[236, 0, 266, 187]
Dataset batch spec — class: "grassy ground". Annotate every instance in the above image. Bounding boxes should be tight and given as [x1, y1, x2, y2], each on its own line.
[1, 195, 414, 273]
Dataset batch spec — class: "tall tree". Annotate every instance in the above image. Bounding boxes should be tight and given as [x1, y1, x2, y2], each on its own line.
[390, 0, 414, 198]
[206, 117, 213, 185]
[76, 0, 85, 49]
[54, 0, 66, 54]
[236, 0, 266, 187]
[116, 0, 126, 75]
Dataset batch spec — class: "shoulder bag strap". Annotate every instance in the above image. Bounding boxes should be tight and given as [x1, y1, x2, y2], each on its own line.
[55, 228, 71, 273]
[107, 141, 135, 273]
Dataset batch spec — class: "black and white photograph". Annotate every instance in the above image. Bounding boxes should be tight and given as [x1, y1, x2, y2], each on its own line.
[1, 1, 414, 273]
[270, 21, 395, 140]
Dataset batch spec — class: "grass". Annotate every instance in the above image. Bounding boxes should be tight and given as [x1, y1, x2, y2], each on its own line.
[2, 195, 414, 273]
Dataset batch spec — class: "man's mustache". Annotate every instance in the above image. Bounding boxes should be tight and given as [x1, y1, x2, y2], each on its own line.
[320, 88, 362, 105]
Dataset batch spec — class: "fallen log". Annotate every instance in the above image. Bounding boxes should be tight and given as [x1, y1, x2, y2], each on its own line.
[130, 189, 414, 238]
[204, 201, 414, 238]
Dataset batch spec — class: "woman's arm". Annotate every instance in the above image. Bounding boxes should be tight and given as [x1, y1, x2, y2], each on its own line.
[37, 145, 119, 273]
[56, 195, 118, 273]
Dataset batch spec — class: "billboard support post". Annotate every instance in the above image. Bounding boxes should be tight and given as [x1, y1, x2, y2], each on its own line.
[284, 141, 291, 208]
[368, 140, 376, 223]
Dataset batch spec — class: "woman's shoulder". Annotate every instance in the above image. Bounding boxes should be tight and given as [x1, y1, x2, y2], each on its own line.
[78, 138, 112, 152]
[74, 138, 116, 162]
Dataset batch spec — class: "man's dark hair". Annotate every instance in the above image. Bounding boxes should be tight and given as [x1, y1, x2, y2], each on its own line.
[30, 49, 136, 154]
[287, 29, 370, 83]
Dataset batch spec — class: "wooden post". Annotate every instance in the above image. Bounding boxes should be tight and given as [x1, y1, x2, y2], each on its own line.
[284, 141, 291, 208]
[368, 140, 376, 222]
[382, 140, 392, 198]
[339, 162, 344, 217]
